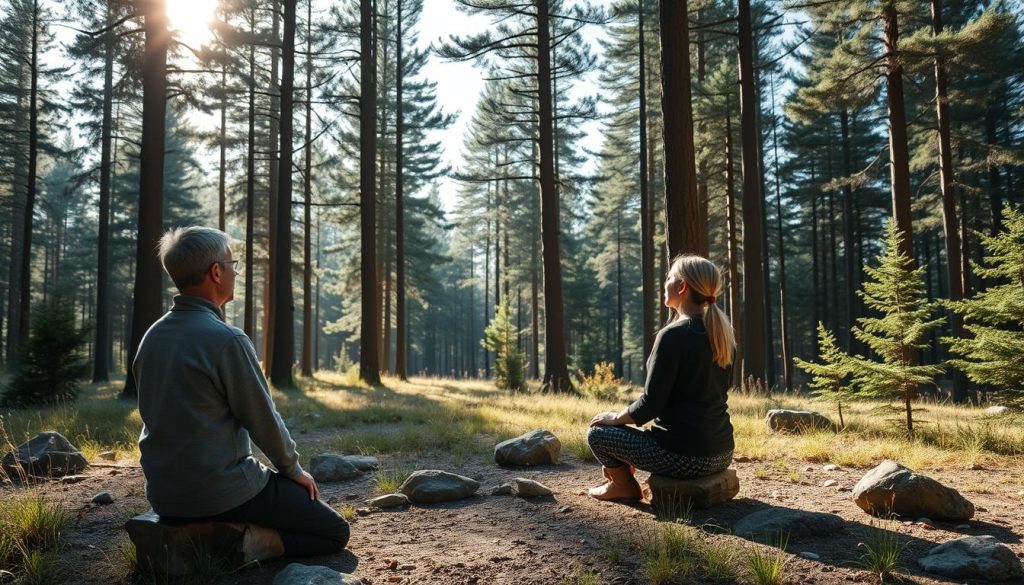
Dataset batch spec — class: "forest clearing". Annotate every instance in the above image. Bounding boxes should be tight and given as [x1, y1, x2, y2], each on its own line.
[3, 375, 1023, 584]
[3, 0, 1024, 582]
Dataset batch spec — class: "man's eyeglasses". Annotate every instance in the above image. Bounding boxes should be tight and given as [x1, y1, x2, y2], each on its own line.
[215, 260, 240, 273]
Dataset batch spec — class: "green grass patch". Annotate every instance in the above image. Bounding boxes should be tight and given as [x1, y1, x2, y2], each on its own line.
[746, 533, 789, 585]
[0, 491, 71, 583]
[856, 519, 907, 583]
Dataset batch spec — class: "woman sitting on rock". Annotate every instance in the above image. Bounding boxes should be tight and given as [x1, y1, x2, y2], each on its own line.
[587, 254, 736, 501]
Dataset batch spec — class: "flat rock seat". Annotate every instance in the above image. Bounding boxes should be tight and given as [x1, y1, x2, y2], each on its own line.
[124, 513, 244, 576]
[644, 468, 740, 512]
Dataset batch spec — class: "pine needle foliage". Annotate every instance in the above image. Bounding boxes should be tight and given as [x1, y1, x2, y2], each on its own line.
[945, 207, 1024, 402]
[482, 300, 525, 392]
[3, 297, 89, 407]
[847, 221, 945, 436]
[794, 323, 852, 428]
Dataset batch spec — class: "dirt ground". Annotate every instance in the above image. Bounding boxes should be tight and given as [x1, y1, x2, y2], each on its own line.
[8, 449, 1024, 585]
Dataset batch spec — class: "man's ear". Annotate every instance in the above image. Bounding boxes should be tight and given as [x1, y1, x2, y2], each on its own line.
[210, 262, 222, 284]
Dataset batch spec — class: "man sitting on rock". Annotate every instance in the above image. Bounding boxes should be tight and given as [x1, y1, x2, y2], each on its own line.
[131, 226, 349, 568]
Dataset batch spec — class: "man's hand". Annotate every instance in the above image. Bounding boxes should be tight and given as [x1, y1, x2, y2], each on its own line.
[589, 411, 621, 427]
[291, 470, 319, 501]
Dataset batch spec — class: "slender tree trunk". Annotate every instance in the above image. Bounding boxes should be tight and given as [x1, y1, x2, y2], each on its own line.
[738, 0, 766, 386]
[17, 0, 41, 359]
[615, 215, 623, 376]
[93, 9, 115, 383]
[263, 0, 281, 368]
[395, 0, 407, 380]
[810, 161, 820, 358]
[537, 0, 570, 392]
[931, 0, 966, 402]
[218, 63, 227, 232]
[883, 4, 914, 261]
[638, 0, 655, 372]
[359, 0, 381, 385]
[123, 0, 168, 397]
[244, 5, 256, 339]
[725, 94, 741, 389]
[769, 76, 790, 392]
[839, 110, 857, 350]
[659, 0, 704, 257]
[301, 0, 313, 377]
[269, 0, 297, 387]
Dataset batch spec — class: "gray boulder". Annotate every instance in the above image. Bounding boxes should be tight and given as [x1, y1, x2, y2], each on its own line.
[733, 507, 844, 540]
[2, 431, 89, 478]
[91, 491, 114, 505]
[764, 410, 834, 434]
[918, 536, 1024, 582]
[272, 563, 366, 585]
[308, 454, 361, 482]
[399, 470, 479, 503]
[366, 493, 409, 509]
[513, 478, 553, 498]
[853, 460, 974, 520]
[495, 429, 561, 466]
[343, 455, 379, 471]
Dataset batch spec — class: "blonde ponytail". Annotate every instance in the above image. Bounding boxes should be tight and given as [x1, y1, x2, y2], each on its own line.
[666, 255, 736, 368]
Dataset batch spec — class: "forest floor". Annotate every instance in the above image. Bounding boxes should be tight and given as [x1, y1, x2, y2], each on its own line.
[2, 373, 1023, 585]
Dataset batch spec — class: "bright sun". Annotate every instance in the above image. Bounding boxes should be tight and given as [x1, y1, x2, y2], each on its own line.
[166, 0, 217, 48]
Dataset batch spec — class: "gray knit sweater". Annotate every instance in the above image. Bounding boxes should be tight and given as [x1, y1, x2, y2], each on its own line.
[133, 294, 303, 517]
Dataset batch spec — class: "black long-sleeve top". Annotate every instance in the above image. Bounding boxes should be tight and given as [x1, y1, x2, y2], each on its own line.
[627, 315, 734, 457]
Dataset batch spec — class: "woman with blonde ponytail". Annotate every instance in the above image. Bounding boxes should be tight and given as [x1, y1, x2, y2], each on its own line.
[586, 255, 737, 501]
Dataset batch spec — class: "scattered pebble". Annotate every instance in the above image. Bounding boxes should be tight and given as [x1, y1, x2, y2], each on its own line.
[98, 451, 116, 461]
[387, 576, 403, 583]
[733, 455, 751, 463]
[977, 507, 988, 513]
[822, 480, 838, 488]
[91, 491, 113, 505]
[386, 559, 398, 570]
[969, 463, 984, 470]
[822, 464, 840, 472]
[837, 486, 852, 492]
[955, 524, 971, 530]
[345, 493, 359, 500]
[398, 564, 416, 571]
[799, 551, 821, 560]
[803, 466, 814, 472]
[60, 475, 87, 485]
[558, 505, 572, 513]
[355, 507, 372, 516]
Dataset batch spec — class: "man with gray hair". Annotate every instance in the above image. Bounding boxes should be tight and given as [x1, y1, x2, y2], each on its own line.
[129, 226, 349, 570]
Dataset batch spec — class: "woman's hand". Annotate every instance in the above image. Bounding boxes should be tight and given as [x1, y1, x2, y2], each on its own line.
[589, 411, 622, 427]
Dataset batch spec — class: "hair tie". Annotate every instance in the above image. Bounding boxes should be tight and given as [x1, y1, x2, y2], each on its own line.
[707, 295, 716, 305]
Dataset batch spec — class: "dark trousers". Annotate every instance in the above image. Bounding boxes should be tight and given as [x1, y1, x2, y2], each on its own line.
[164, 473, 350, 557]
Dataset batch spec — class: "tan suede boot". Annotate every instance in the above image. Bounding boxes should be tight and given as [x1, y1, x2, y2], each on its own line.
[587, 465, 642, 501]
[239, 524, 285, 565]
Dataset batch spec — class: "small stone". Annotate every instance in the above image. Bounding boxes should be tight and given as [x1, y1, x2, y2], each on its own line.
[108, 469, 119, 476]
[513, 478, 553, 498]
[837, 486, 852, 492]
[2, 431, 89, 478]
[977, 506, 988, 512]
[345, 493, 359, 500]
[799, 552, 821, 560]
[853, 460, 974, 520]
[387, 576, 403, 583]
[803, 465, 814, 472]
[61, 475, 87, 484]
[367, 493, 410, 509]
[398, 564, 416, 571]
[387, 559, 398, 570]
[494, 429, 561, 466]
[822, 480, 838, 488]
[309, 454, 361, 482]
[764, 410, 835, 433]
[733, 455, 751, 463]
[399, 470, 479, 503]
[490, 484, 515, 496]
[822, 464, 840, 472]
[302, 412, 321, 422]
[918, 535, 1024, 581]
[955, 524, 971, 530]
[355, 507, 371, 516]
[920, 523, 937, 530]
[985, 406, 1010, 415]
[91, 491, 113, 505]
[272, 564, 366, 584]
[734, 508, 845, 540]
[558, 505, 572, 513]
[917, 517, 933, 524]
[98, 451, 116, 461]
[969, 463, 984, 470]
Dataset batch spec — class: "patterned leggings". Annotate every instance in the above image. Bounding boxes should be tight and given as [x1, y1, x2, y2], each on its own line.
[587, 425, 733, 479]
